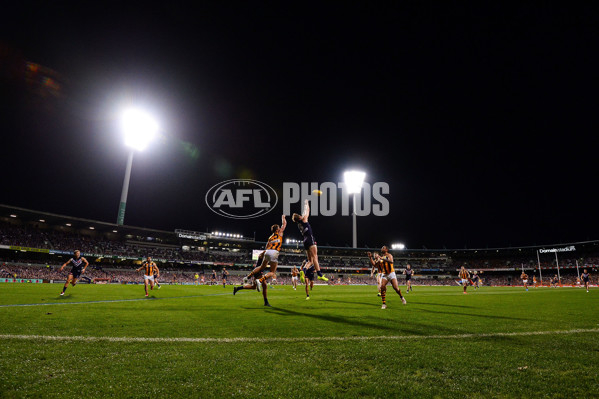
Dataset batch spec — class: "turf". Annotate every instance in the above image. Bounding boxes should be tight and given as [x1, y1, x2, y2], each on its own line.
[0, 284, 597, 398]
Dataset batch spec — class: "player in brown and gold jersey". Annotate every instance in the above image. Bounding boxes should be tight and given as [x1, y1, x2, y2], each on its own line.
[521, 272, 529, 291]
[241, 215, 287, 292]
[136, 256, 159, 297]
[459, 266, 470, 294]
[291, 266, 299, 290]
[367, 246, 406, 309]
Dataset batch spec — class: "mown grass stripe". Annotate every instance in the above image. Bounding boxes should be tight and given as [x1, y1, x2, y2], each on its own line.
[0, 292, 233, 308]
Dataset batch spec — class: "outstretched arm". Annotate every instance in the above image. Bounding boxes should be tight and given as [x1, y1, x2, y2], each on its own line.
[302, 199, 309, 222]
[280, 214, 287, 233]
[367, 252, 376, 268]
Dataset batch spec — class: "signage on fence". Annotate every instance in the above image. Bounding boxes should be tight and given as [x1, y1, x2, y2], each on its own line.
[0, 278, 43, 283]
[538, 246, 576, 254]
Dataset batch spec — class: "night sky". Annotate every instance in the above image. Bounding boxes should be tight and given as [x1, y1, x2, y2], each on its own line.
[1, 3, 598, 249]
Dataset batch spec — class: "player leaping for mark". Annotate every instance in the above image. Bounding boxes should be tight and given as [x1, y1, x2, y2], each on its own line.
[234, 251, 271, 307]
[59, 250, 89, 296]
[292, 199, 328, 283]
[367, 246, 406, 309]
[242, 214, 287, 291]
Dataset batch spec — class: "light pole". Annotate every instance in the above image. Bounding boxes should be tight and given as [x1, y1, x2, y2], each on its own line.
[117, 108, 158, 225]
[344, 170, 366, 248]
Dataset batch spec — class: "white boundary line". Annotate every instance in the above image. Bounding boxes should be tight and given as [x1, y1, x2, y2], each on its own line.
[0, 328, 597, 344]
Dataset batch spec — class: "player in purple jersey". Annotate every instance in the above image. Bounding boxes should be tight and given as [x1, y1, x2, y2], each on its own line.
[292, 199, 328, 282]
[59, 250, 89, 296]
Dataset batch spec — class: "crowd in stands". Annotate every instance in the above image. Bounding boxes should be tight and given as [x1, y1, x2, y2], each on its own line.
[1, 222, 597, 288]
[0, 261, 590, 288]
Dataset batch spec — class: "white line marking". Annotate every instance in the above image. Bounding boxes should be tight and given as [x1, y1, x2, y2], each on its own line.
[0, 328, 597, 344]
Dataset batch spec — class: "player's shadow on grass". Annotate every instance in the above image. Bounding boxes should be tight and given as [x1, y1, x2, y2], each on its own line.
[268, 306, 463, 336]
[268, 306, 409, 333]
[409, 302, 476, 309]
[416, 308, 533, 321]
[321, 299, 381, 308]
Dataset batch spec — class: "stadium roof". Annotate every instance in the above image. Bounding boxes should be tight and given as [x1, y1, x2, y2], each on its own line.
[0, 203, 173, 238]
[2, 204, 599, 255]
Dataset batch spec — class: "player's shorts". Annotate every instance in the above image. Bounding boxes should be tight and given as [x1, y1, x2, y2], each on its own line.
[304, 266, 315, 281]
[405, 275, 412, 281]
[70, 268, 82, 279]
[144, 275, 155, 282]
[381, 272, 397, 281]
[292, 276, 298, 281]
[582, 278, 589, 283]
[522, 279, 528, 284]
[303, 236, 316, 250]
[154, 274, 159, 280]
[461, 279, 468, 285]
[264, 249, 279, 264]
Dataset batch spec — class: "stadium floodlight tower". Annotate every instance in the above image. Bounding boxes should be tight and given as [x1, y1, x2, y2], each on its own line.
[344, 170, 366, 248]
[117, 108, 159, 225]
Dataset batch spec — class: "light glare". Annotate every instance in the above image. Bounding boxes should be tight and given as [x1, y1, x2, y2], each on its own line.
[344, 171, 366, 194]
[122, 108, 159, 151]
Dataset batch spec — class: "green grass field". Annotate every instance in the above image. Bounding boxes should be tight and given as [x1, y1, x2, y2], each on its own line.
[0, 283, 597, 398]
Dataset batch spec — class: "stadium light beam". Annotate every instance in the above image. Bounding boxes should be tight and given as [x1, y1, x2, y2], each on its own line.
[117, 108, 159, 226]
[344, 170, 366, 248]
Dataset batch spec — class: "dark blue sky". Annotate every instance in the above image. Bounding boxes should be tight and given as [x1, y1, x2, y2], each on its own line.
[1, 3, 598, 248]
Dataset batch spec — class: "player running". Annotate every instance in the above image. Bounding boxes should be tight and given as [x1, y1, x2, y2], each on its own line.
[367, 246, 406, 309]
[404, 264, 413, 293]
[370, 253, 382, 296]
[222, 267, 229, 288]
[211, 269, 217, 285]
[233, 251, 271, 307]
[291, 266, 299, 290]
[301, 260, 315, 300]
[459, 266, 470, 294]
[136, 256, 159, 297]
[153, 263, 161, 289]
[521, 271, 529, 291]
[532, 275, 538, 288]
[59, 250, 89, 296]
[194, 273, 199, 285]
[471, 271, 480, 289]
[581, 269, 590, 292]
[292, 199, 328, 282]
[551, 275, 559, 287]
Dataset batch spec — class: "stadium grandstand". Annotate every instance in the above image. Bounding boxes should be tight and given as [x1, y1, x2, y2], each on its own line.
[1, 204, 597, 287]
